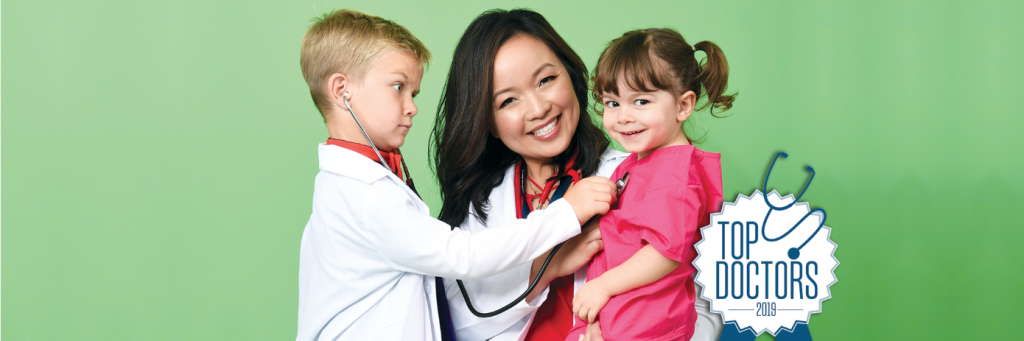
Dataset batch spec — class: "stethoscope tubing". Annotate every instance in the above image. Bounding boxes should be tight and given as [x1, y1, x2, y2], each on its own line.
[456, 169, 574, 318]
[762, 152, 828, 259]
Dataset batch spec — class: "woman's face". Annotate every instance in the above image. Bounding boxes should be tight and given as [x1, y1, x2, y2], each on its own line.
[491, 34, 579, 165]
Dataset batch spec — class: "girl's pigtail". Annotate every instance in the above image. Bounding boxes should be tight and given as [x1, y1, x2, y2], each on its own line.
[693, 41, 736, 116]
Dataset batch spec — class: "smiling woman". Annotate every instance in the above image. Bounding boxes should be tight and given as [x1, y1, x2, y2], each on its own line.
[491, 35, 581, 172]
[430, 8, 721, 341]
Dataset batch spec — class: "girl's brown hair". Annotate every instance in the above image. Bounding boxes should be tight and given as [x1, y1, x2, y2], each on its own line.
[592, 28, 736, 140]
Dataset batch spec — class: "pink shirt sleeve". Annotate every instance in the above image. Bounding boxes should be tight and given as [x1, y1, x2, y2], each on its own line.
[633, 185, 703, 263]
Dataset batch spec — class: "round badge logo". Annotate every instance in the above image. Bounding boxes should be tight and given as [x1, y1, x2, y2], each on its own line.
[693, 153, 838, 336]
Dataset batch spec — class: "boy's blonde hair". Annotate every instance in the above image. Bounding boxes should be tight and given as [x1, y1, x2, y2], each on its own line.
[300, 9, 431, 115]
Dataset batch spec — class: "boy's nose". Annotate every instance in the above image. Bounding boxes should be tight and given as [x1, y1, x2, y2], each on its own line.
[405, 97, 418, 117]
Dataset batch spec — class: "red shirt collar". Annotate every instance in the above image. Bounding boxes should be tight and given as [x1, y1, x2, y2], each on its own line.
[326, 138, 405, 182]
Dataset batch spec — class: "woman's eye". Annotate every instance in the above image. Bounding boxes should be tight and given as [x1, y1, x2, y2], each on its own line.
[634, 99, 649, 105]
[605, 100, 619, 108]
[498, 97, 515, 109]
[393, 83, 403, 91]
[539, 75, 556, 86]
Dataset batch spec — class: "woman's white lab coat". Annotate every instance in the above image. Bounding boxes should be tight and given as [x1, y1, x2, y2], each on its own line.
[297, 144, 584, 341]
[445, 149, 723, 341]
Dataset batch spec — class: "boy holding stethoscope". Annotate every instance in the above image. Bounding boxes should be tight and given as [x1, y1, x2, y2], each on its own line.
[294, 9, 618, 341]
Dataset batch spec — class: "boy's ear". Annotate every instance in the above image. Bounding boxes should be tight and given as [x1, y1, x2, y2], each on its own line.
[326, 73, 351, 110]
[676, 90, 697, 122]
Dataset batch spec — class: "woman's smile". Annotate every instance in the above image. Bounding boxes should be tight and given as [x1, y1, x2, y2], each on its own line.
[528, 115, 561, 140]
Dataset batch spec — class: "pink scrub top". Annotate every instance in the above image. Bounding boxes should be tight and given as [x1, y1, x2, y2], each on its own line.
[566, 145, 723, 341]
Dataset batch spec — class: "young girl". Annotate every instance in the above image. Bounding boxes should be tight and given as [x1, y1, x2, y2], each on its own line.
[566, 28, 734, 341]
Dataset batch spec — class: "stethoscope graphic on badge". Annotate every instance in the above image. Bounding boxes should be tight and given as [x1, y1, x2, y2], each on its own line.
[761, 152, 827, 260]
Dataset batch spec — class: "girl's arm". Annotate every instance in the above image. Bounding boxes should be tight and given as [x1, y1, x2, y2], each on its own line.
[572, 244, 680, 322]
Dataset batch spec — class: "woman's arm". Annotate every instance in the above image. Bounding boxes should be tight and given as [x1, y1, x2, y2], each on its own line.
[572, 244, 681, 322]
[526, 217, 604, 301]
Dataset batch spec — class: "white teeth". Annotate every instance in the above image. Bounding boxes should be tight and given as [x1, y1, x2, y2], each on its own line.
[532, 117, 558, 136]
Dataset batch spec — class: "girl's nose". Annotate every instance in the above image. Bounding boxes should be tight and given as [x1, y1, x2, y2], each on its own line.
[617, 109, 635, 124]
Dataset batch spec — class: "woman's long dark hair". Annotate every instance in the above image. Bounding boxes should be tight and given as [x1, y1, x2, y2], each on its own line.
[431, 9, 609, 228]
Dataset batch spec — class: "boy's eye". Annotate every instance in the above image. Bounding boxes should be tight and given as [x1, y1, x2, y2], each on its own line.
[604, 100, 619, 108]
[634, 99, 649, 105]
[539, 75, 556, 86]
[498, 97, 516, 109]
[393, 83, 403, 91]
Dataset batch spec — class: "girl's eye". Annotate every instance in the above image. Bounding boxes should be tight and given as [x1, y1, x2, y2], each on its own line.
[634, 99, 649, 105]
[539, 75, 556, 86]
[393, 83, 403, 91]
[604, 100, 619, 108]
[498, 97, 516, 109]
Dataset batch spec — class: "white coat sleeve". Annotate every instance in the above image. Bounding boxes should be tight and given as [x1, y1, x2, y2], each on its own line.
[360, 182, 582, 280]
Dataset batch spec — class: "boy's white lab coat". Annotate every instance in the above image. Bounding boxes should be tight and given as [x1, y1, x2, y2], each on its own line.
[297, 144, 583, 341]
[446, 149, 723, 341]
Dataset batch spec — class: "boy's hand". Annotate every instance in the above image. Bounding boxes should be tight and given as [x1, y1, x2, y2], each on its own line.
[562, 176, 616, 225]
[573, 278, 612, 323]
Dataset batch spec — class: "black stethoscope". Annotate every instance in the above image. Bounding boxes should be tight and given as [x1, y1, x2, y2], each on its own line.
[761, 152, 827, 260]
[456, 167, 630, 318]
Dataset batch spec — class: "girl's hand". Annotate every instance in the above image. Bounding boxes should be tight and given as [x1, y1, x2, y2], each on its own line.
[562, 177, 616, 225]
[573, 278, 612, 323]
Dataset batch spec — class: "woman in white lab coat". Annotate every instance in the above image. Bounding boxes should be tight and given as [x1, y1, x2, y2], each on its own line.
[431, 9, 723, 341]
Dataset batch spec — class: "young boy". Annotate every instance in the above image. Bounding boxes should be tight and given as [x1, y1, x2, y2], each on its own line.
[295, 9, 617, 340]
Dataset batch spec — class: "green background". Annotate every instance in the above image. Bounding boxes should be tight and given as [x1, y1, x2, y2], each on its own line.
[3, 0, 1022, 339]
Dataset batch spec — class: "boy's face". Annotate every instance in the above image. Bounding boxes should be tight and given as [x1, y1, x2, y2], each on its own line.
[343, 50, 423, 151]
[601, 82, 694, 159]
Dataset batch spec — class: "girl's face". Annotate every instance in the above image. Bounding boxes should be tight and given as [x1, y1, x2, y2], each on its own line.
[491, 34, 579, 165]
[601, 81, 696, 159]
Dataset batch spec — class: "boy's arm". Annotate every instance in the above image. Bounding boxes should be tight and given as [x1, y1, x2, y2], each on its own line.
[572, 245, 680, 322]
[362, 182, 583, 281]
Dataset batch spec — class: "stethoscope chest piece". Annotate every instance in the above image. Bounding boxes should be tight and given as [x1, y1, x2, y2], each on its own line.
[615, 171, 630, 198]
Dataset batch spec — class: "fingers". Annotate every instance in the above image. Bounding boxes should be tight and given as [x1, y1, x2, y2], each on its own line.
[587, 321, 603, 341]
[582, 217, 601, 232]
[565, 177, 618, 223]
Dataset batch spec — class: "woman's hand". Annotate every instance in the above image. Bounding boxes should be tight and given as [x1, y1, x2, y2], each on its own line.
[527, 218, 604, 301]
[573, 277, 612, 323]
[578, 321, 604, 341]
[562, 176, 616, 225]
